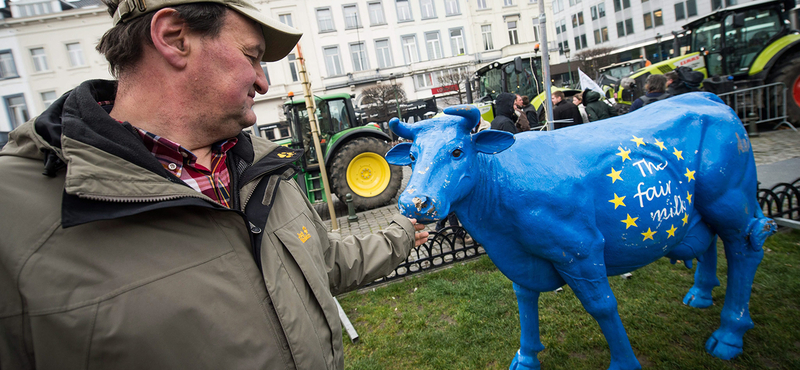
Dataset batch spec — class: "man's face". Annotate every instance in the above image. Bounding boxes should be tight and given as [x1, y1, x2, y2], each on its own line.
[188, 10, 268, 140]
[514, 95, 523, 108]
[551, 95, 562, 105]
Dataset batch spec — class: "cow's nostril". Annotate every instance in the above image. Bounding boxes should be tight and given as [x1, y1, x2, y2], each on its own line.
[412, 196, 428, 211]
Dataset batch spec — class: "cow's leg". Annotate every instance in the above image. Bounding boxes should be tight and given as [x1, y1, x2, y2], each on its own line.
[696, 192, 776, 360]
[683, 236, 719, 308]
[556, 264, 641, 370]
[509, 283, 544, 370]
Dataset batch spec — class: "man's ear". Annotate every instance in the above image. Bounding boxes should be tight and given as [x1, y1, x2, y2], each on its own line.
[150, 8, 191, 69]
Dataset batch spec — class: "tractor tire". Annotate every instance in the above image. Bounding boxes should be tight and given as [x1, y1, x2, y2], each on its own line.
[329, 137, 403, 211]
[767, 52, 800, 126]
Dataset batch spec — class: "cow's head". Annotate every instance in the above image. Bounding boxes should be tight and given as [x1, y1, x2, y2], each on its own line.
[385, 105, 515, 222]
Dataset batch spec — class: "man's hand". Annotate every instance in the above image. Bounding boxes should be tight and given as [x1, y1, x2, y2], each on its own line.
[409, 218, 429, 247]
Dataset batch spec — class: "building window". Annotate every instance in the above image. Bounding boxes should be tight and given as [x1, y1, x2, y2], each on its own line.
[350, 42, 369, 71]
[569, 0, 582, 6]
[591, 5, 597, 20]
[687, 0, 697, 16]
[643, 12, 653, 29]
[396, 0, 413, 21]
[401, 35, 419, 63]
[616, 21, 625, 37]
[572, 11, 584, 28]
[0, 51, 17, 80]
[553, 0, 564, 13]
[317, 8, 335, 32]
[278, 14, 293, 27]
[4, 95, 29, 129]
[574, 34, 588, 49]
[591, 3, 605, 20]
[481, 25, 494, 50]
[507, 20, 519, 45]
[260, 62, 271, 85]
[66, 43, 85, 67]
[654, 9, 663, 26]
[375, 39, 393, 68]
[558, 41, 569, 55]
[420, 0, 436, 19]
[504, 0, 514, 5]
[425, 32, 443, 60]
[674, 2, 685, 20]
[41, 91, 57, 109]
[288, 53, 299, 82]
[343, 5, 361, 29]
[477, 0, 488, 9]
[368, 2, 386, 25]
[613, 0, 629, 11]
[450, 28, 466, 55]
[323, 46, 343, 76]
[625, 18, 634, 34]
[445, 0, 460, 15]
[555, 19, 567, 35]
[594, 26, 609, 43]
[531, 18, 540, 41]
[30, 48, 49, 72]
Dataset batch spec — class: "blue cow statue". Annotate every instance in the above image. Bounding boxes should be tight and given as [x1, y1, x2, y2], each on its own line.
[385, 92, 777, 370]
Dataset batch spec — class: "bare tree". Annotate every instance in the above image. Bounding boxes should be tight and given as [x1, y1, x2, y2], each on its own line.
[435, 68, 473, 106]
[360, 83, 408, 124]
[573, 46, 617, 79]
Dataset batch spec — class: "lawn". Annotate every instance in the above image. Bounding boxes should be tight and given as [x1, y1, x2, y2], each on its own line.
[338, 229, 800, 370]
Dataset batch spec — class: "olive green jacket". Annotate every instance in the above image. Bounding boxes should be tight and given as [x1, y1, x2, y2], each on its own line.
[0, 80, 414, 370]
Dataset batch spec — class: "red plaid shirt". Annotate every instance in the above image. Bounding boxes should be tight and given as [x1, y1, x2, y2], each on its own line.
[135, 128, 238, 208]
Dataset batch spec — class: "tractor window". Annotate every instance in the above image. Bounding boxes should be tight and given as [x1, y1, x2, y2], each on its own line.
[691, 20, 721, 53]
[479, 68, 503, 100]
[504, 59, 540, 100]
[327, 99, 352, 132]
[723, 9, 782, 74]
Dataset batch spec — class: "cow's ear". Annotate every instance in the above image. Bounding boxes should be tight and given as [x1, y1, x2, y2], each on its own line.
[473, 130, 515, 154]
[385, 142, 413, 165]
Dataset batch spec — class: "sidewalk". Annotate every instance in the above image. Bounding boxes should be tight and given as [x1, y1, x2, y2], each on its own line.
[324, 129, 800, 234]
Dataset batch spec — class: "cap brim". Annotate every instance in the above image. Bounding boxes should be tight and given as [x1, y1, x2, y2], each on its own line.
[228, 4, 302, 62]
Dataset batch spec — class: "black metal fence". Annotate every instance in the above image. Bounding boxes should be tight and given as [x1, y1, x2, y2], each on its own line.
[758, 177, 800, 228]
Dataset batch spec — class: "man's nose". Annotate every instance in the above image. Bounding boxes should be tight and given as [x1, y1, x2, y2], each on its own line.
[255, 65, 269, 95]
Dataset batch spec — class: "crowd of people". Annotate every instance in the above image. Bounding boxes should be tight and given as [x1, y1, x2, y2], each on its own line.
[490, 66, 704, 132]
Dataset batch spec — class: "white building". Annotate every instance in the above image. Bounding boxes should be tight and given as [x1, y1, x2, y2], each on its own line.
[0, 0, 767, 139]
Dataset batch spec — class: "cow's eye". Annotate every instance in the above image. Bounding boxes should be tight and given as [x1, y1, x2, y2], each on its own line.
[410, 153, 416, 161]
[452, 149, 463, 158]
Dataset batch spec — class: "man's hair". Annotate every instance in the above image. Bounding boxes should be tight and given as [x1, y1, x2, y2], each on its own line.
[645, 74, 668, 93]
[573, 92, 582, 102]
[96, 2, 227, 77]
[664, 70, 679, 83]
[522, 95, 530, 105]
[552, 91, 565, 99]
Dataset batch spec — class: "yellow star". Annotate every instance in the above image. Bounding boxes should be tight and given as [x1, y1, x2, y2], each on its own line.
[672, 147, 684, 160]
[682, 213, 689, 226]
[616, 147, 632, 162]
[666, 225, 677, 238]
[685, 168, 696, 182]
[609, 193, 626, 209]
[621, 214, 639, 229]
[654, 139, 667, 151]
[642, 228, 657, 241]
[686, 191, 693, 204]
[607, 168, 623, 183]
[631, 135, 646, 147]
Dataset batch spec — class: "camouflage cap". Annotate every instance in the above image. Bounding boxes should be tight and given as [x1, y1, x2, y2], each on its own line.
[111, 0, 302, 62]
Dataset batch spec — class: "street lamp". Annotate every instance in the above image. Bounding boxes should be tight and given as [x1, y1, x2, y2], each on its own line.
[655, 33, 662, 62]
[563, 45, 571, 88]
[389, 73, 402, 122]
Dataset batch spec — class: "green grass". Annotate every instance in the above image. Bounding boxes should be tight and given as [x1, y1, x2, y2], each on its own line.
[339, 229, 800, 370]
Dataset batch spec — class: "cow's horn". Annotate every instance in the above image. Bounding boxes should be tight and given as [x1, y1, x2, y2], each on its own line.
[388, 117, 415, 139]
[443, 105, 482, 133]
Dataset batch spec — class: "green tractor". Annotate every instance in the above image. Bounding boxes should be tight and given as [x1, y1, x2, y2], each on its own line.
[611, 0, 800, 123]
[277, 93, 403, 211]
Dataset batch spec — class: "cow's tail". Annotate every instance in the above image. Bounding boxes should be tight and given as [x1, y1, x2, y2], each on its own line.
[745, 215, 777, 252]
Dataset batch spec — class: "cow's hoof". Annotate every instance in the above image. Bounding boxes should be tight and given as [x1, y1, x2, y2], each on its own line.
[705, 331, 743, 360]
[683, 288, 713, 308]
[509, 349, 541, 370]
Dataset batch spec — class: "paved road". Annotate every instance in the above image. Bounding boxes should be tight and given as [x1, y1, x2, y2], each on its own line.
[322, 129, 800, 234]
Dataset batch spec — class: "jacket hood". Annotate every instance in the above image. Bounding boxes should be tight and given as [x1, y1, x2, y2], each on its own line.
[494, 92, 517, 119]
[584, 90, 602, 104]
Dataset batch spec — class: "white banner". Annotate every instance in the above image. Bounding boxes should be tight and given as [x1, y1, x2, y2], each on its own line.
[579, 68, 604, 95]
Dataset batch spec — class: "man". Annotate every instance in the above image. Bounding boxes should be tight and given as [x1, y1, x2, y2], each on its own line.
[0, 1, 428, 369]
[520, 95, 537, 125]
[629, 74, 671, 112]
[582, 89, 618, 122]
[551, 90, 583, 129]
[514, 94, 531, 132]
[666, 67, 702, 96]
[490, 92, 518, 133]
